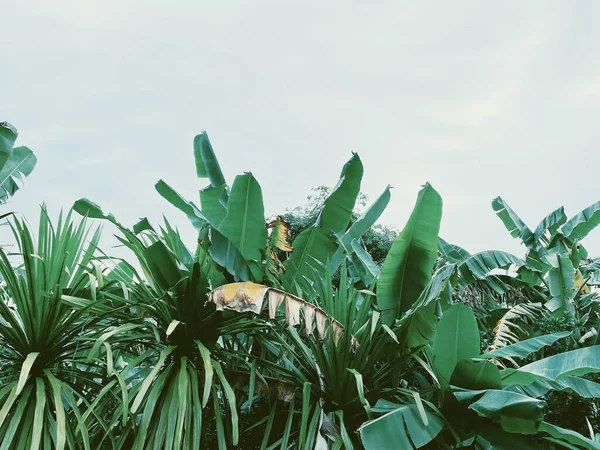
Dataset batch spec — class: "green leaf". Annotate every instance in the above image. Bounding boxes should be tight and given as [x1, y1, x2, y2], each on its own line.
[349, 239, 380, 286]
[438, 237, 470, 264]
[155, 180, 206, 230]
[200, 185, 227, 226]
[282, 227, 337, 288]
[332, 185, 391, 272]
[561, 201, 600, 242]
[144, 241, 185, 290]
[540, 422, 600, 450]
[465, 390, 545, 435]
[545, 254, 576, 312]
[458, 251, 524, 286]
[433, 304, 480, 389]
[397, 264, 456, 348]
[73, 198, 117, 222]
[533, 207, 567, 245]
[492, 197, 536, 249]
[501, 346, 600, 386]
[218, 172, 266, 262]
[338, 186, 391, 251]
[512, 376, 600, 399]
[483, 332, 572, 360]
[193, 132, 226, 187]
[378, 183, 442, 326]
[0, 145, 37, 203]
[0, 121, 18, 168]
[16, 352, 40, 395]
[283, 154, 363, 286]
[359, 401, 444, 450]
[318, 153, 363, 235]
[450, 359, 502, 390]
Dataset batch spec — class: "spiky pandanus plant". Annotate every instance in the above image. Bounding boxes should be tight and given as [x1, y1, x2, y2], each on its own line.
[0, 209, 105, 450]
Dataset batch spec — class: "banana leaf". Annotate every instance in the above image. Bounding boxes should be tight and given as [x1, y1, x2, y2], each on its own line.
[378, 183, 442, 326]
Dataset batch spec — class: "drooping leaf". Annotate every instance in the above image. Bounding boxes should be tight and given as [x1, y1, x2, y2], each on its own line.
[155, 180, 206, 230]
[483, 332, 572, 360]
[561, 201, 600, 242]
[492, 197, 535, 249]
[501, 346, 600, 386]
[458, 251, 524, 290]
[359, 401, 444, 450]
[218, 173, 267, 262]
[433, 304, 480, 389]
[462, 390, 545, 435]
[193, 132, 226, 187]
[378, 183, 442, 326]
[539, 422, 600, 450]
[208, 282, 344, 343]
[511, 375, 600, 399]
[267, 216, 292, 252]
[438, 237, 470, 264]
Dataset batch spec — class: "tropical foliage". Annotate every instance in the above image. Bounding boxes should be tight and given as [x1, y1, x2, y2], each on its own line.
[1, 124, 599, 449]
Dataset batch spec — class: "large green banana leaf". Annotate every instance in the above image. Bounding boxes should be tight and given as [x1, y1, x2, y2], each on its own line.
[545, 254, 575, 312]
[483, 332, 571, 359]
[501, 346, 600, 386]
[377, 183, 442, 326]
[492, 197, 536, 249]
[218, 173, 266, 262]
[456, 389, 545, 435]
[432, 304, 480, 390]
[561, 201, 600, 242]
[194, 132, 226, 187]
[0, 121, 18, 168]
[533, 206, 566, 245]
[318, 153, 363, 235]
[359, 400, 444, 450]
[0, 143, 36, 203]
[282, 154, 363, 287]
[511, 375, 600, 399]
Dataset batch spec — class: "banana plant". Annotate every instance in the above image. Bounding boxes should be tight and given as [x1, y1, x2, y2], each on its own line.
[156, 133, 392, 292]
[492, 197, 600, 315]
[361, 303, 600, 449]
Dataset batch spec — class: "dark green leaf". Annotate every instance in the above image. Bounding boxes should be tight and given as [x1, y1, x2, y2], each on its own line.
[378, 183, 442, 326]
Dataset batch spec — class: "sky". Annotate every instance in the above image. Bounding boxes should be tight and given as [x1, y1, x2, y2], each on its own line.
[3, 1, 600, 258]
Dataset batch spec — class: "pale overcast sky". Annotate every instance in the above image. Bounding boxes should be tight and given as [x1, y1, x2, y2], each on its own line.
[3, 1, 600, 258]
